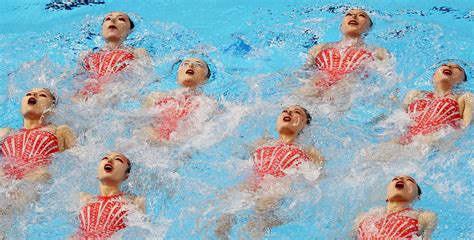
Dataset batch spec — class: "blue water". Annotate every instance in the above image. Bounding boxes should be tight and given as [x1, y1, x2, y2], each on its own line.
[0, 0, 473, 239]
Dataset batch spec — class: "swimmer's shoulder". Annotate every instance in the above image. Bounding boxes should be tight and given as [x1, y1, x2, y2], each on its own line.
[0, 128, 13, 141]
[457, 91, 473, 102]
[79, 192, 95, 204]
[124, 193, 146, 212]
[373, 47, 391, 60]
[308, 43, 331, 57]
[417, 210, 437, 232]
[403, 90, 427, 105]
[56, 125, 76, 151]
[303, 145, 324, 165]
[133, 48, 149, 58]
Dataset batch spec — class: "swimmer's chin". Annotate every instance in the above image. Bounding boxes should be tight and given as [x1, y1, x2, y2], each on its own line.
[179, 80, 200, 88]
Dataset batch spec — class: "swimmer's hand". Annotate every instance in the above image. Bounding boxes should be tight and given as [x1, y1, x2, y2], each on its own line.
[23, 167, 51, 182]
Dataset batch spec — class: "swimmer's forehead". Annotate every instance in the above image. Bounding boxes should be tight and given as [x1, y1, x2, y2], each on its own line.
[106, 152, 129, 162]
[346, 9, 369, 16]
[104, 12, 129, 19]
[182, 58, 207, 65]
[392, 175, 416, 182]
[284, 106, 307, 117]
[28, 88, 52, 96]
[442, 63, 463, 69]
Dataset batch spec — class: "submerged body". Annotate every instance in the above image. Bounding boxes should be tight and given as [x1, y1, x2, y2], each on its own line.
[399, 63, 472, 144]
[77, 193, 129, 238]
[1, 126, 59, 180]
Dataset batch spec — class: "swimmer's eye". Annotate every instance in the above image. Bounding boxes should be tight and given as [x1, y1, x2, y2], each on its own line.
[26, 92, 33, 96]
[406, 178, 415, 183]
[104, 17, 111, 21]
[294, 110, 302, 115]
[39, 94, 47, 98]
[359, 14, 366, 18]
[195, 63, 204, 68]
[101, 157, 108, 161]
[119, 17, 126, 22]
[181, 62, 190, 66]
[282, 110, 289, 114]
[115, 157, 124, 163]
[346, 13, 353, 17]
[392, 177, 399, 181]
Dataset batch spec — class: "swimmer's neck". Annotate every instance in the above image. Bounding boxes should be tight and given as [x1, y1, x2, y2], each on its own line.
[104, 40, 125, 50]
[99, 183, 122, 197]
[183, 86, 202, 94]
[278, 132, 297, 144]
[341, 35, 364, 45]
[386, 201, 412, 213]
[23, 117, 44, 130]
[434, 86, 453, 97]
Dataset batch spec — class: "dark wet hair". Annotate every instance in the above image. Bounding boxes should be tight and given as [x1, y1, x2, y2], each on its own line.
[41, 88, 57, 107]
[295, 105, 312, 125]
[461, 66, 468, 82]
[125, 156, 132, 174]
[129, 17, 135, 30]
[416, 183, 422, 197]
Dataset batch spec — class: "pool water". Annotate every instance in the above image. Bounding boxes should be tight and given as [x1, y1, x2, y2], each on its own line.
[0, 0, 473, 239]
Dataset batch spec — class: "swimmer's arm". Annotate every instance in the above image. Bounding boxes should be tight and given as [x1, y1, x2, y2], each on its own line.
[0, 128, 12, 142]
[305, 44, 326, 68]
[143, 92, 166, 108]
[57, 125, 76, 152]
[458, 92, 473, 128]
[418, 211, 437, 239]
[403, 90, 422, 109]
[374, 47, 391, 61]
[306, 147, 324, 165]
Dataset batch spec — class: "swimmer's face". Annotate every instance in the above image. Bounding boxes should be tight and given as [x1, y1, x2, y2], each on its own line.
[20, 88, 55, 119]
[387, 175, 419, 203]
[276, 106, 308, 136]
[432, 63, 466, 88]
[97, 152, 130, 183]
[177, 58, 210, 88]
[341, 9, 372, 38]
[101, 12, 132, 43]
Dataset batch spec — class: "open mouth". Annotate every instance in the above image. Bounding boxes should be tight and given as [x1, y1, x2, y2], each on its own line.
[442, 69, 453, 76]
[185, 69, 195, 75]
[108, 25, 118, 30]
[27, 97, 37, 105]
[348, 20, 358, 26]
[395, 181, 405, 190]
[283, 116, 291, 122]
[104, 163, 113, 172]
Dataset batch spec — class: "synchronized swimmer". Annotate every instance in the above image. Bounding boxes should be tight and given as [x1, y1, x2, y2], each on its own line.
[305, 9, 389, 95]
[75, 11, 149, 99]
[1, 8, 471, 239]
